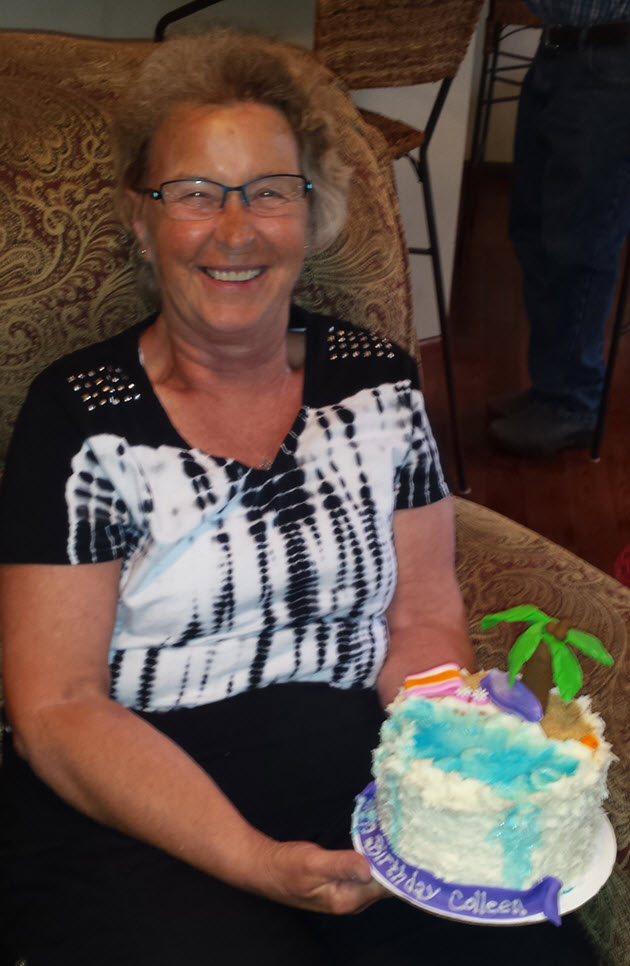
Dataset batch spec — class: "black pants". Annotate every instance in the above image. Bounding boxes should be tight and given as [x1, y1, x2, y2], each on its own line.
[1, 685, 597, 966]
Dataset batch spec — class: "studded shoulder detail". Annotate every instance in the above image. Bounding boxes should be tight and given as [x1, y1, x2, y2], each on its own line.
[326, 324, 396, 361]
[67, 365, 141, 412]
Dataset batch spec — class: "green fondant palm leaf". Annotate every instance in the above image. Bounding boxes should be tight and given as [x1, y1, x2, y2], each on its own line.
[507, 622, 547, 684]
[481, 603, 613, 703]
[566, 629, 614, 666]
[480, 605, 549, 630]
[548, 638, 583, 703]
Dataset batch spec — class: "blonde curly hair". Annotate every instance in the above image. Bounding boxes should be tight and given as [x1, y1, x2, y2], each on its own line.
[117, 28, 350, 254]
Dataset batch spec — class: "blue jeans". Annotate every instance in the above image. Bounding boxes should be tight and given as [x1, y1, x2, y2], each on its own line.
[509, 36, 630, 417]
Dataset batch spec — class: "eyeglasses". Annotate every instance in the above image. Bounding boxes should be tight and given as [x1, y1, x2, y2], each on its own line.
[137, 174, 312, 220]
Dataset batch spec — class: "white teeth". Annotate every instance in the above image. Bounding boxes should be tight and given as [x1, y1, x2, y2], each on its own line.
[203, 268, 262, 282]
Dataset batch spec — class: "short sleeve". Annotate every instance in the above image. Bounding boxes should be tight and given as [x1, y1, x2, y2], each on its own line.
[393, 362, 451, 510]
[0, 374, 131, 565]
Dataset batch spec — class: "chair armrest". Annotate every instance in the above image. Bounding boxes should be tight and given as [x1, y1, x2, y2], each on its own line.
[454, 496, 630, 965]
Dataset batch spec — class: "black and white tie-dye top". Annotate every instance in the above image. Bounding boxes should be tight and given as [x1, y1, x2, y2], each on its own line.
[0, 307, 449, 712]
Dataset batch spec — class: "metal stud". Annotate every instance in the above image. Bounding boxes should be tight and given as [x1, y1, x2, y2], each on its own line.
[69, 362, 143, 411]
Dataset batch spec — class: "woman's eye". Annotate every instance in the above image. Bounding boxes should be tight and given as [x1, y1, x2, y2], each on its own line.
[172, 189, 219, 205]
[186, 191, 212, 202]
[253, 188, 280, 200]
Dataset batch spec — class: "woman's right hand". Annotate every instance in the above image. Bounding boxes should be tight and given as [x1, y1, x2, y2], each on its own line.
[257, 839, 388, 914]
[2, 562, 387, 918]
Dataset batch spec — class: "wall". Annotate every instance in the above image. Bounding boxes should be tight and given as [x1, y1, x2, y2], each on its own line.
[476, 25, 539, 162]
[1, 0, 485, 339]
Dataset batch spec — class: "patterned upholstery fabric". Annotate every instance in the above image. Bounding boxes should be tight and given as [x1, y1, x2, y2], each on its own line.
[0, 29, 628, 966]
[0, 33, 153, 468]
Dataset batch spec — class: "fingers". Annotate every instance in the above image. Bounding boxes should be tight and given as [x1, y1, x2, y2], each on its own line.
[262, 840, 386, 915]
[349, 880, 391, 914]
[319, 847, 373, 885]
[322, 873, 388, 916]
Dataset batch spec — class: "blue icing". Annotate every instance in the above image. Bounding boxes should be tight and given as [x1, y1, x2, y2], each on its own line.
[487, 803, 541, 888]
[382, 771, 403, 851]
[385, 699, 578, 799]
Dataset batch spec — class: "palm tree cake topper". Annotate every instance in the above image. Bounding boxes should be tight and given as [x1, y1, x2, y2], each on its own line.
[480, 604, 614, 708]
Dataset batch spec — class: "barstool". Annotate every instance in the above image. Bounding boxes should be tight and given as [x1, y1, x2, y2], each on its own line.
[154, 0, 224, 41]
[313, 0, 484, 495]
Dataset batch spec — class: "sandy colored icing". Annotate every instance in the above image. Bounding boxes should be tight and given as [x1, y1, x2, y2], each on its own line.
[460, 669, 487, 691]
[542, 692, 596, 742]
[461, 669, 595, 741]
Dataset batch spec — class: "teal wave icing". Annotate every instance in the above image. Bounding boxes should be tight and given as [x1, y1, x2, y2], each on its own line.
[382, 771, 403, 851]
[379, 699, 578, 800]
[487, 803, 541, 888]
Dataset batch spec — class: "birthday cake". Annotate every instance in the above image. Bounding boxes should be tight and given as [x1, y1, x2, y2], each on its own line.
[372, 664, 614, 892]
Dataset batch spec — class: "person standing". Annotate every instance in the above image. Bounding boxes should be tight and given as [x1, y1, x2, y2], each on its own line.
[488, 0, 630, 455]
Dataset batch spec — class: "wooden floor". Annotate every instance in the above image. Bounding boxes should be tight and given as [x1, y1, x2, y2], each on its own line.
[421, 164, 630, 578]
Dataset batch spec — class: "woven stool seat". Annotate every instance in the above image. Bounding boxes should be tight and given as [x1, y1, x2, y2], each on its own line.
[314, 0, 483, 88]
[358, 109, 425, 160]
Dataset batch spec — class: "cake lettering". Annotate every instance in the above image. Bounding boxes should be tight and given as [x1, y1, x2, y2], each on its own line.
[362, 834, 392, 867]
[384, 859, 411, 887]
[352, 785, 566, 925]
[402, 870, 441, 901]
[447, 888, 528, 918]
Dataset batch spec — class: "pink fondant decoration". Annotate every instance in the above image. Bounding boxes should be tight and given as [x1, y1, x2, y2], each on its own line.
[404, 679, 463, 699]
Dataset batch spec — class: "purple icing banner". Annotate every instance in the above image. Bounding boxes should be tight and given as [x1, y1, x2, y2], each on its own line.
[352, 783, 562, 926]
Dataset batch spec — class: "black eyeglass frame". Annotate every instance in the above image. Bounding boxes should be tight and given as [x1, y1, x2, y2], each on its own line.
[137, 174, 313, 215]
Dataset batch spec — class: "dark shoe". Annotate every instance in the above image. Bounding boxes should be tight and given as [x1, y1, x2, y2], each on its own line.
[487, 388, 535, 420]
[488, 399, 595, 456]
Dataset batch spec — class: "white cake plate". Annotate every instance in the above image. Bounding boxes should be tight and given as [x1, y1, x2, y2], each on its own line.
[352, 783, 617, 926]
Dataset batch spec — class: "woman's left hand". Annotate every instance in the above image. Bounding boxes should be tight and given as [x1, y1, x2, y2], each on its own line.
[378, 498, 475, 707]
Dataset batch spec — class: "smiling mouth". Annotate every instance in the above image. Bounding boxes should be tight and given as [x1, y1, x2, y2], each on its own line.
[201, 267, 264, 282]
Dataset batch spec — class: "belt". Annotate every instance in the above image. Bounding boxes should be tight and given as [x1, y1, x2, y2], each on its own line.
[542, 22, 630, 49]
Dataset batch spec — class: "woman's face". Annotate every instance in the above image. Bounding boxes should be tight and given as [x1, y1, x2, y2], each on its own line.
[133, 101, 309, 346]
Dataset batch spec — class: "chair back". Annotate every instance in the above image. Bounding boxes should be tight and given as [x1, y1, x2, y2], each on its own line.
[313, 0, 484, 90]
[0, 30, 414, 472]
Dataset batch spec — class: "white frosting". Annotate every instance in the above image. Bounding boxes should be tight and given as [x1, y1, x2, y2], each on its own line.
[373, 688, 613, 890]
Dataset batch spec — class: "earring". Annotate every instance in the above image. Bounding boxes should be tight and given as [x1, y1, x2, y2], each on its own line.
[140, 248, 147, 257]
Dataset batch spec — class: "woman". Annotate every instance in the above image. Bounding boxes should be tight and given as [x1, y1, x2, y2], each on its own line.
[0, 28, 593, 966]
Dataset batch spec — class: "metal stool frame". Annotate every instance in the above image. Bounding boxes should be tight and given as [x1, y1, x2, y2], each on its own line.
[470, 24, 539, 166]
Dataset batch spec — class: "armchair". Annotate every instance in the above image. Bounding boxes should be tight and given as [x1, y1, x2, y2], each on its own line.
[0, 29, 628, 966]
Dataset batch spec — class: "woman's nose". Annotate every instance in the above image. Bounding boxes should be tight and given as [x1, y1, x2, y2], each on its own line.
[213, 193, 256, 248]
